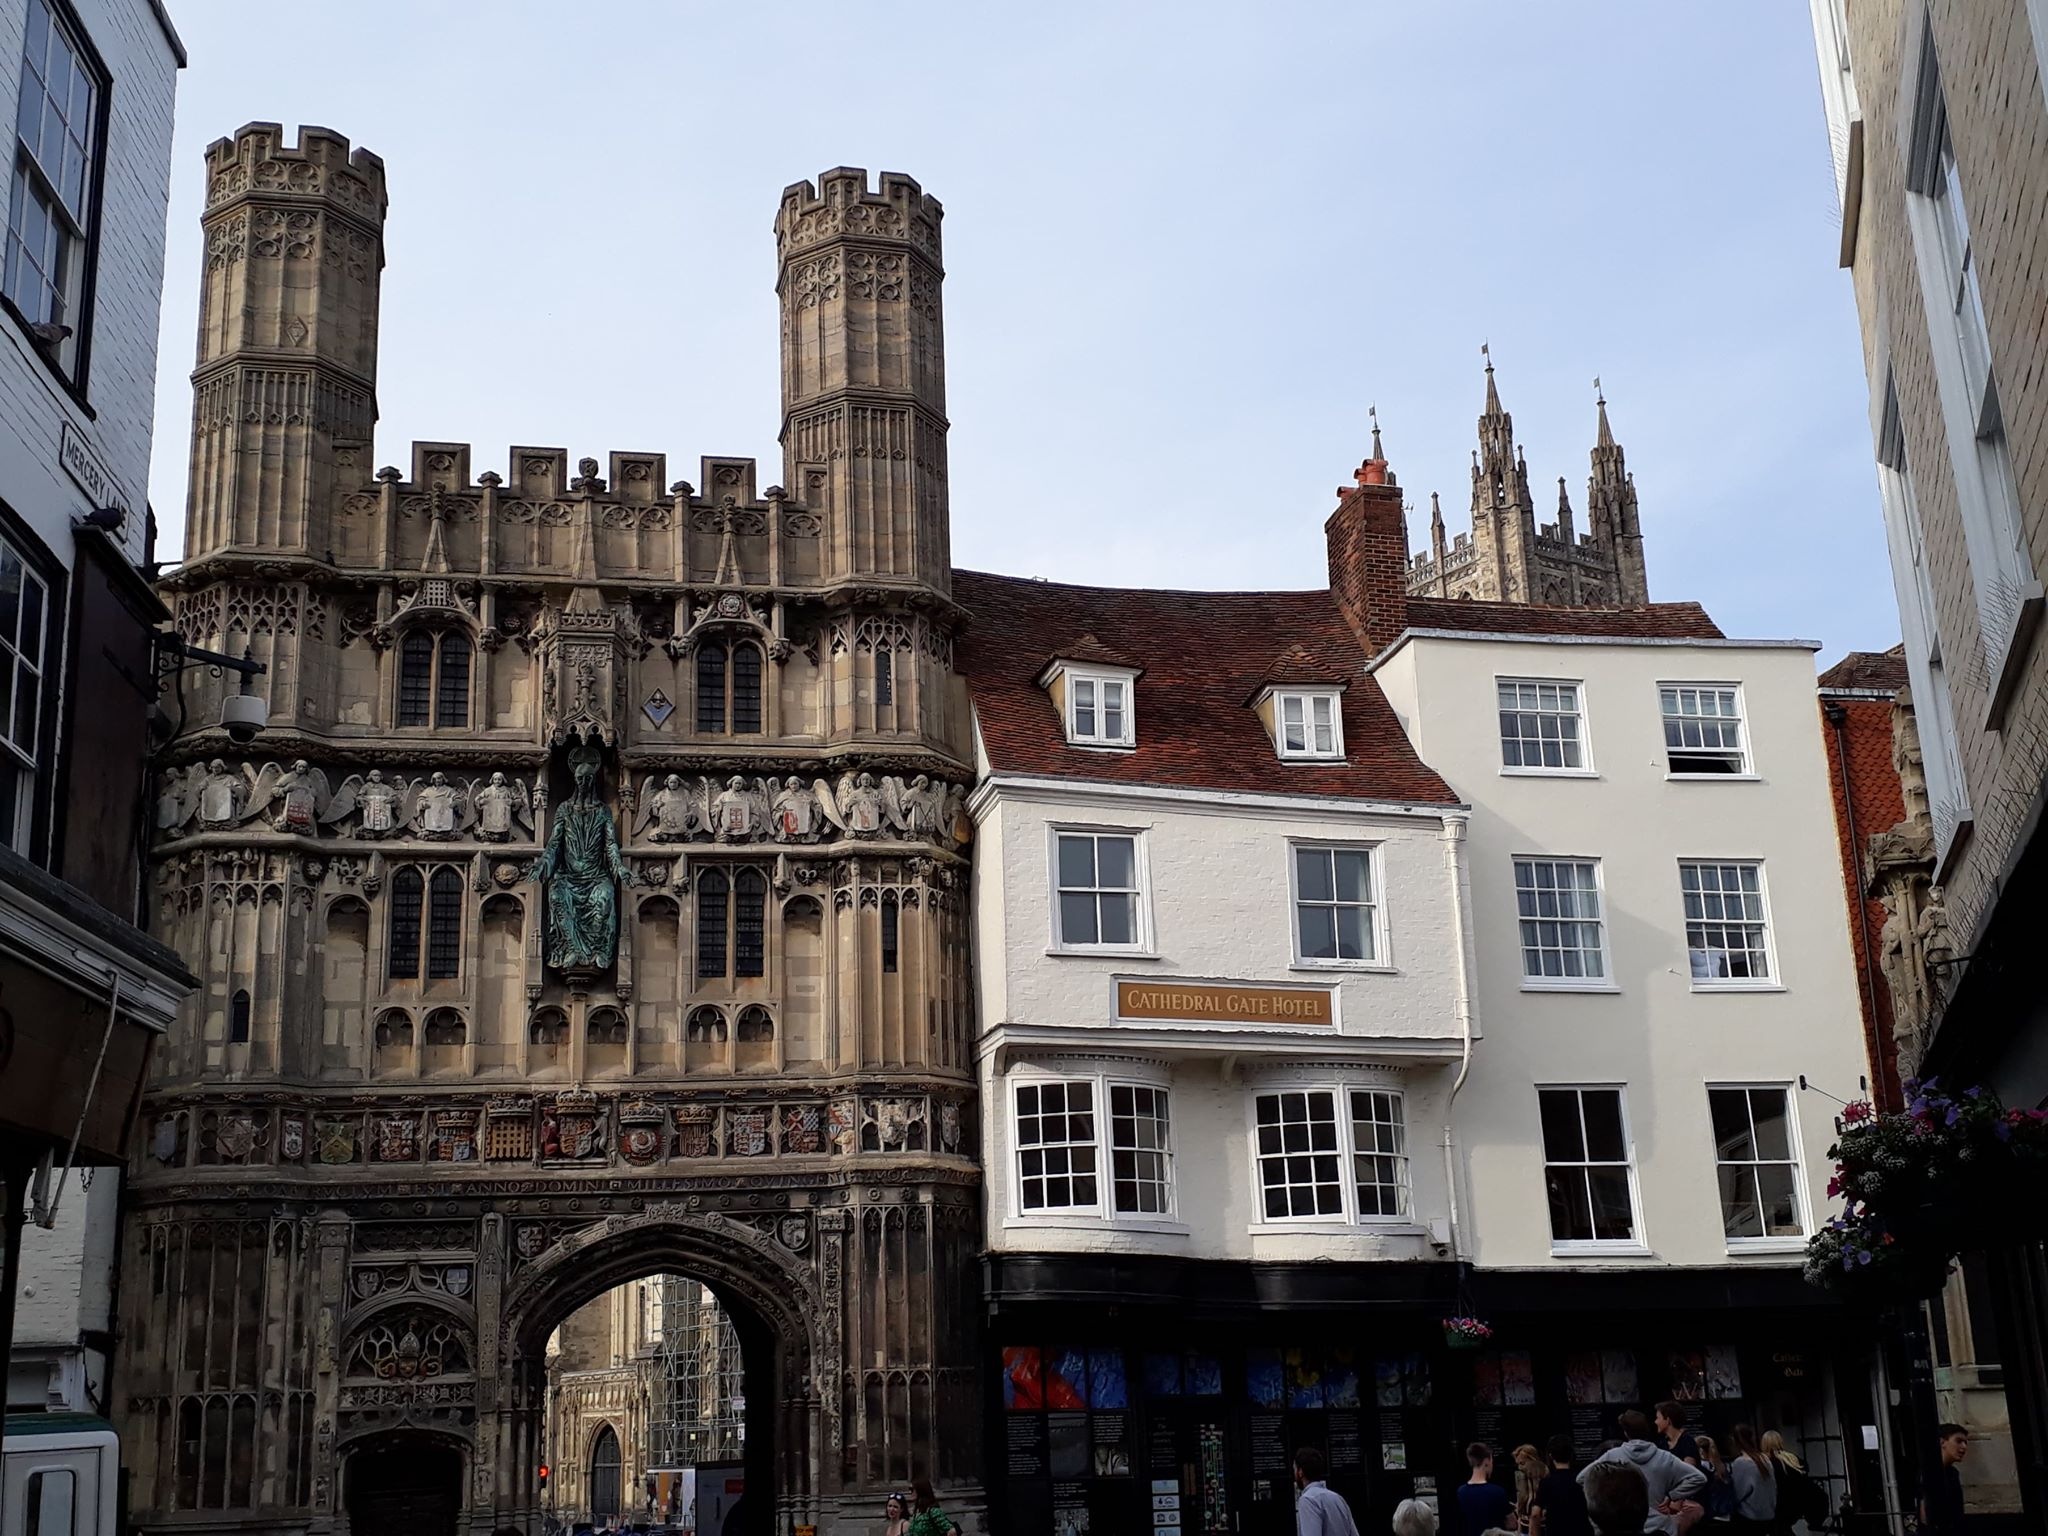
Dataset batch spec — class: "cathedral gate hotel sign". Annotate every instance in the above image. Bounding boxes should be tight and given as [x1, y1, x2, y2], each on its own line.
[1113, 978, 1336, 1027]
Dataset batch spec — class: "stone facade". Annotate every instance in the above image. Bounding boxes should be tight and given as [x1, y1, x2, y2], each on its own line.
[121, 128, 980, 1536]
[1405, 367, 1649, 607]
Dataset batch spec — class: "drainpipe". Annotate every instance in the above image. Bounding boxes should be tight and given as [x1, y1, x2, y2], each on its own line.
[1440, 813, 1478, 1263]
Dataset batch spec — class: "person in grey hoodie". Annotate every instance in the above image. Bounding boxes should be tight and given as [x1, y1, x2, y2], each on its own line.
[1577, 1412, 1708, 1536]
[1727, 1425, 1777, 1533]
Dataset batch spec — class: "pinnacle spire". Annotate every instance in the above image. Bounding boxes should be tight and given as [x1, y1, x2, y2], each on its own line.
[1482, 341, 1501, 415]
[1595, 375, 1614, 449]
[1430, 490, 1445, 533]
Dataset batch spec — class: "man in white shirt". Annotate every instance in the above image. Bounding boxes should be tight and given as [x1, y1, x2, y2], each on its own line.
[1295, 1447, 1363, 1536]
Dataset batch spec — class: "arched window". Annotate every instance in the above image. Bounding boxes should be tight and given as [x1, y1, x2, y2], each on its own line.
[426, 867, 464, 979]
[734, 868, 767, 978]
[876, 647, 894, 708]
[695, 638, 763, 734]
[398, 632, 435, 727]
[423, 1009, 466, 1047]
[397, 631, 471, 728]
[731, 643, 762, 732]
[229, 989, 251, 1043]
[435, 633, 471, 728]
[388, 868, 423, 979]
[696, 868, 729, 979]
[881, 892, 900, 974]
[695, 639, 726, 732]
[589, 1424, 622, 1519]
[736, 1005, 774, 1042]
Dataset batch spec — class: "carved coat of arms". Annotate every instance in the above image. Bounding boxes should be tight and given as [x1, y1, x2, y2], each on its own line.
[315, 1118, 358, 1165]
[541, 1093, 604, 1161]
[675, 1108, 715, 1159]
[728, 1108, 769, 1157]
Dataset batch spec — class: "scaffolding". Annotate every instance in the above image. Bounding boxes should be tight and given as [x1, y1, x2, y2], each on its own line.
[649, 1274, 746, 1472]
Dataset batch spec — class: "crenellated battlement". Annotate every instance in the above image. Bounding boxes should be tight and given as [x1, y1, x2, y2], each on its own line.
[202, 121, 386, 221]
[775, 165, 942, 260]
[376, 443, 785, 509]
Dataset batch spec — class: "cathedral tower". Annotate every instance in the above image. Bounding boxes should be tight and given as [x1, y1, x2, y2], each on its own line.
[776, 169, 950, 595]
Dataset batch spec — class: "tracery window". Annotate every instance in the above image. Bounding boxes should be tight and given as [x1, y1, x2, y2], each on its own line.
[397, 630, 472, 728]
[389, 866, 463, 980]
[696, 867, 768, 980]
[695, 637, 763, 734]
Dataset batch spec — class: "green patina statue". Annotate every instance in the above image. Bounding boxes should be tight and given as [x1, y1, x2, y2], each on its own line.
[530, 745, 630, 971]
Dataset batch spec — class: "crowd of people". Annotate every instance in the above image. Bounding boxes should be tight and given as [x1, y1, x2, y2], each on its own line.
[1292, 1401, 1844, 1536]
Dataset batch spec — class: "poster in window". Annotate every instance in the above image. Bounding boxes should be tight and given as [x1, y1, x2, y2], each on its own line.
[1502, 1351, 1536, 1407]
[1375, 1358, 1405, 1408]
[1383, 1443, 1409, 1471]
[1246, 1349, 1284, 1409]
[1186, 1351, 1223, 1396]
[1565, 1352, 1603, 1406]
[1049, 1412, 1090, 1478]
[1052, 1499, 1090, 1536]
[1048, 1347, 1090, 1410]
[1472, 1354, 1503, 1408]
[1089, 1349, 1129, 1410]
[1003, 1346, 1044, 1410]
[1326, 1347, 1360, 1408]
[1668, 1351, 1706, 1403]
[1145, 1352, 1183, 1398]
[1199, 1423, 1230, 1532]
[1600, 1349, 1638, 1403]
[1706, 1346, 1743, 1400]
[1404, 1353, 1431, 1406]
[1286, 1347, 1325, 1408]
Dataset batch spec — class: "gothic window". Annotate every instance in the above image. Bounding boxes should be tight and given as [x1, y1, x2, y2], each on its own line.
[587, 1008, 628, 1046]
[388, 868, 424, 979]
[529, 1008, 567, 1046]
[435, 633, 471, 728]
[687, 1005, 727, 1042]
[695, 637, 764, 734]
[423, 1009, 466, 1047]
[736, 1005, 774, 1042]
[229, 989, 250, 1044]
[876, 647, 894, 708]
[398, 632, 434, 726]
[695, 868, 729, 979]
[881, 892, 900, 973]
[397, 631, 472, 728]
[735, 868, 766, 977]
[427, 867, 464, 978]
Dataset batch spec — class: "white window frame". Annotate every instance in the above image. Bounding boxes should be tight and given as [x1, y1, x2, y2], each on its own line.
[1273, 688, 1344, 761]
[1287, 841, 1389, 971]
[1496, 676, 1593, 776]
[1108, 1080, 1175, 1218]
[1902, 17, 2041, 718]
[1048, 824, 1150, 954]
[1678, 858, 1779, 990]
[1876, 375, 1972, 869]
[1005, 1067, 1182, 1230]
[1536, 1083, 1646, 1255]
[1011, 1075, 1103, 1216]
[1246, 1080, 1414, 1230]
[4, 0, 100, 381]
[1705, 1082, 1810, 1252]
[1062, 665, 1137, 748]
[1658, 682, 1752, 777]
[0, 532, 52, 857]
[1511, 856, 1613, 992]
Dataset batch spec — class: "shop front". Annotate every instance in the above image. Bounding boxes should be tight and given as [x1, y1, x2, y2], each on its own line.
[985, 1257, 1885, 1536]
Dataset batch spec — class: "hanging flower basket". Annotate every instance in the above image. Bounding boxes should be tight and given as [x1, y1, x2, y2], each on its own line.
[1805, 1079, 2048, 1304]
[1443, 1316, 1493, 1350]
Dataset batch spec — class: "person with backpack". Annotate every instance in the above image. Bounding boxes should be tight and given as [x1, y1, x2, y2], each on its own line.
[1762, 1431, 1826, 1533]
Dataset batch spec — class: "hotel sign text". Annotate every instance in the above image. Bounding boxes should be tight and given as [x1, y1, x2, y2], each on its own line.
[1114, 979, 1335, 1027]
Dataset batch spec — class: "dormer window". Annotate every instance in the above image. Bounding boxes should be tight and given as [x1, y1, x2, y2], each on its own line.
[1251, 684, 1345, 762]
[1275, 690, 1343, 760]
[1040, 655, 1141, 749]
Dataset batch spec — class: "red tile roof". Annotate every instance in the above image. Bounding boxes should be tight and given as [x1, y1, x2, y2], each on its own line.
[952, 570, 1460, 805]
[1818, 645, 1908, 693]
[1402, 596, 1726, 641]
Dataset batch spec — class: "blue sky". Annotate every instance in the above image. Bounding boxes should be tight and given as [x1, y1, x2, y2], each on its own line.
[149, 2, 1897, 662]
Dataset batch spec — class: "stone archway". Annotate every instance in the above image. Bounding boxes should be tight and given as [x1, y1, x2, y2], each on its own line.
[344, 1428, 468, 1536]
[479, 1206, 828, 1536]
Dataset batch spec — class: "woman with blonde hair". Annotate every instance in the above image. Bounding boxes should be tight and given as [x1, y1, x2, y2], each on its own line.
[1515, 1444, 1548, 1529]
[1729, 1425, 1776, 1535]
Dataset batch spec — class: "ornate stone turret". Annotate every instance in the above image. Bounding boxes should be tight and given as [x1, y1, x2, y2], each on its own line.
[1586, 386, 1649, 604]
[186, 123, 386, 562]
[775, 169, 950, 595]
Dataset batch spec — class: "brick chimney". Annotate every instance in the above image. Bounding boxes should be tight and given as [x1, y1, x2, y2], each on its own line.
[1327, 456, 1411, 653]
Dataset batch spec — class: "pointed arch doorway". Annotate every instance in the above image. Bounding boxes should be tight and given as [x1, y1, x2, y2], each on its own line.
[589, 1423, 623, 1521]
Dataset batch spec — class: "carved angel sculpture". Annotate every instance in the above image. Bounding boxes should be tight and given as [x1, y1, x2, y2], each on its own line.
[770, 775, 823, 842]
[195, 759, 251, 828]
[633, 773, 703, 843]
[324, 770, 403, 837]
[156, 764, 203, 832]
[409, 771, 470, 840]
[712, 775, 770, 841]
[470, 772, 533, 842]
[833, 771, 886, 837]
[247, 759, 331, 835]
[884, 773, 947, 838]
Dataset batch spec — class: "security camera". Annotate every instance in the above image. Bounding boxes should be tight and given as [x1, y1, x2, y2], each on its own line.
[221, 692, 267, 744]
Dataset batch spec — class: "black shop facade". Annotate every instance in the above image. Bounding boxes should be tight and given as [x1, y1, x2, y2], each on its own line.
[981, 1255, 1887, 1536]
